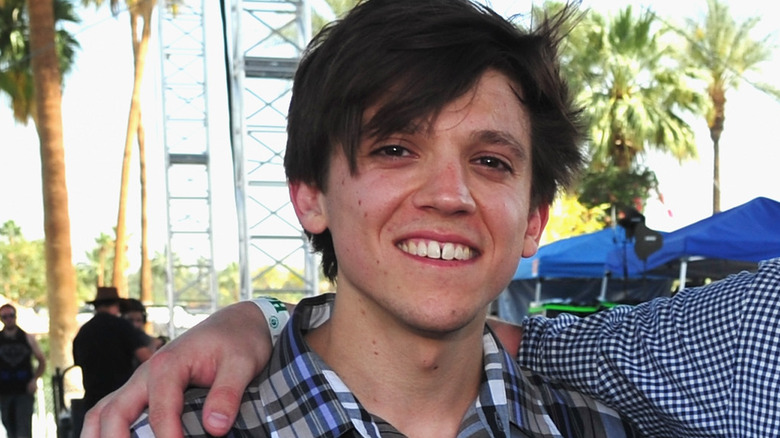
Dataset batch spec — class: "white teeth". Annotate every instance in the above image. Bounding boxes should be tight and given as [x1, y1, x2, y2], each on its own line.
[398, 240, 473, 261]
[441, 243, 454, 260]
[427, 241, 441, 258]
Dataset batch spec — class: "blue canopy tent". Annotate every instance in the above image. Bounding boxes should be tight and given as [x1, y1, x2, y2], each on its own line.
[606, 197, 780, 290]
[496, 227, 672, 323]
[514, 228, 629, 279]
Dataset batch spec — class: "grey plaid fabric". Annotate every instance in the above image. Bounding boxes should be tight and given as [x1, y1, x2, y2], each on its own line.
[521, 257, 780, 437]
[132, 294, 640, 437]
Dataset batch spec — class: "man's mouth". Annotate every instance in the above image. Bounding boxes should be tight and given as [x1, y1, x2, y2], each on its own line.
[397, 239, 474, 261]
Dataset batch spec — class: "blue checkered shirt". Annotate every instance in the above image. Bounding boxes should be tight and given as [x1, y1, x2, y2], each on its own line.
[132, 294, 640, 437]
[521, 257, 780, 437]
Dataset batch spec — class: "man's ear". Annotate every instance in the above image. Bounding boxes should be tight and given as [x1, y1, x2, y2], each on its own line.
[289, 181, 328, 234]
[521, 203, 549, 258]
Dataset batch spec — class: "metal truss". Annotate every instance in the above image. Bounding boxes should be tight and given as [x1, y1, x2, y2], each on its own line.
[158, 0, 317, 320]
[228, 0, 317, 301]
[157, 0, 218, 329]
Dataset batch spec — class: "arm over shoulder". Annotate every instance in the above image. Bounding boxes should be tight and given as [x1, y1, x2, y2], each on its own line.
[519, 258, 780, 437]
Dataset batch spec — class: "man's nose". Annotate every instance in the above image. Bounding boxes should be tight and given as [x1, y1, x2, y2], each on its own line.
[412, 160, 476, 215]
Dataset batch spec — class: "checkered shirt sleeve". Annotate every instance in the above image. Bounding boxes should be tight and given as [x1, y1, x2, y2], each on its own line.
[520, 257, 780, 437]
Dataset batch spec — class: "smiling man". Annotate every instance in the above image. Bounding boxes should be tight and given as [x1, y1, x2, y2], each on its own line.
[127, 0, 640, 436]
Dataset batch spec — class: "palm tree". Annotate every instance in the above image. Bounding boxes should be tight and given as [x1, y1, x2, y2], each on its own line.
[80, 0, 158, 299]
[26, 0, 79, 372]
[0, 0, 79, 124]
[2, 0, 80, 370]
[682, 0, 779, 213]
[573, 7, 703, 168]
[92, 232, 115, 286]
[562, 6, 705, 213]
[83, 0, 186, 302]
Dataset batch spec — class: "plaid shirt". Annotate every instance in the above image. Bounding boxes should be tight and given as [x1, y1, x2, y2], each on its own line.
[521, 257, 780, 437]
[132, 294, 640, 437]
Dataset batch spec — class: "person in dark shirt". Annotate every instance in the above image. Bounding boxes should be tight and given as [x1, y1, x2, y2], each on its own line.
[0, 303, 46, 438]
[119, 298, 167, 366]
[72, 287, 152, 436]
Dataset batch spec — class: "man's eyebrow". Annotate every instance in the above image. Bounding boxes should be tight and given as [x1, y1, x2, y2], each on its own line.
[473, 130, 528, 159]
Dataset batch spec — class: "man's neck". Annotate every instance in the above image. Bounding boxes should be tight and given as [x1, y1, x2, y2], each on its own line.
[304, 296, 486, 437]
[1, 326, 18, 337]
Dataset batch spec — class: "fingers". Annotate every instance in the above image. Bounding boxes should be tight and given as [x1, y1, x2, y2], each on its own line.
[80, 349, 190, 438]
[143, 349, 191, 438]
[81, 370, 150, 438]
[80, 301, 274, 437]
[191, 301, 275, 436]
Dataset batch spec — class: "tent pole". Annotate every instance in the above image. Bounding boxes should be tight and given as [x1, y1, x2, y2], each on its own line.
[678, 259, 688, 292]
[534, 279, 542, 305]
[598, 274, 608, 302]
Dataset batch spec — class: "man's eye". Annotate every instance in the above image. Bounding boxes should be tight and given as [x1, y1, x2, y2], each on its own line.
[477, 156, 513, 172]
[374, 145, 409, 157]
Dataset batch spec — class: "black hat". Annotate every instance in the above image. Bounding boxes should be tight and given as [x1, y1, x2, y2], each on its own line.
[87, 286, 121, 305]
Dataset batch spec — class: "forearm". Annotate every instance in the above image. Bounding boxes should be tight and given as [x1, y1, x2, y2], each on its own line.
[29, 335, 47, 379]
[33, 360, 46, 379]
[518, 271, 757, 436]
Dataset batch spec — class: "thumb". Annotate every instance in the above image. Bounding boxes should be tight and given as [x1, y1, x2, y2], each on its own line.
[201, 367, 256, 436]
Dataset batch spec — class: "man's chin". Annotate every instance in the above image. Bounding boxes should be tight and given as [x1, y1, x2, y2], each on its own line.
[404, 311, 486, 340]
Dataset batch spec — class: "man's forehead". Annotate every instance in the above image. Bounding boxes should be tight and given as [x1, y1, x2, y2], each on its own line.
[361, 72, 530, 148]
[361, 69, 526, 129]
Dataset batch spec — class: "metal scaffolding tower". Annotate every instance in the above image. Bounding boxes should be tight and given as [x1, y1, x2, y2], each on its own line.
[158, 0, 317, 317]
[228, 0, 317, 302]
[158, 0, 218, 323]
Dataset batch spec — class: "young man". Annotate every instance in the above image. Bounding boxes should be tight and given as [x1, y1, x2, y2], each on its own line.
[82, 1, 780, 436]
[0, 303, 46, 438]
[128, 0, 640, 436]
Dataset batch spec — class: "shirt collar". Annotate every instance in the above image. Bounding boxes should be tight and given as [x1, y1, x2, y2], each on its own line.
[263, 294, 521, 437]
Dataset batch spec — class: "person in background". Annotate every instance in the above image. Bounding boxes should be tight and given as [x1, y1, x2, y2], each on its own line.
[119, 298, 167, 358]
[119, 298, 148, 332]
[0, 303, 46, 438]
[72, 287, 153, 436]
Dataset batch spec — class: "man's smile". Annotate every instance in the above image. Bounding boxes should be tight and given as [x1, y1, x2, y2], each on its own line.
[397, 239, 475, 260]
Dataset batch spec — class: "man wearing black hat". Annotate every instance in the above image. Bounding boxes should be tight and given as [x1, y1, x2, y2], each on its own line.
[72, 287, 153, 435]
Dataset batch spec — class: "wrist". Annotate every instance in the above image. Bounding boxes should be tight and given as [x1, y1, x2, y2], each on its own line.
[250, 296, 290, 345]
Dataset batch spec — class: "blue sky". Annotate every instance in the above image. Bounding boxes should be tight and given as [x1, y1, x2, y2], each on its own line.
[1, 0, 779, 269]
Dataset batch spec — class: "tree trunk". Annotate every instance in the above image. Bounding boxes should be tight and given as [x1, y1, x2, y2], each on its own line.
[113, 5, 154, 297]
[708, 84, 726, 214]
[712, 136, 721, 214]
[139, 115, 152, 304]
[27, 0, 78, 370]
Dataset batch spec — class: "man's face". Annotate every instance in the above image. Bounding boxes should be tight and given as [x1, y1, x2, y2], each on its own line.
[292, 70, 547, 334]
[0, 309, 16, 329]
[124, 311, 146, 330]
